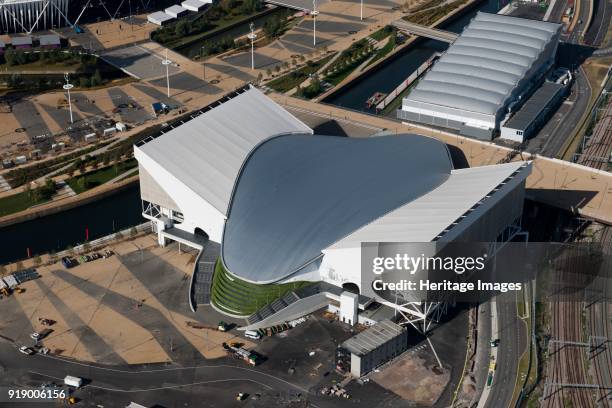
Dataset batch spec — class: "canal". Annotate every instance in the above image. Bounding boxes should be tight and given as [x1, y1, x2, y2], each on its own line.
[324, 0, 507, 110]
[176, 7, 289, 59]
[0, 186, 143, 264]
[0, 0, 506, 265]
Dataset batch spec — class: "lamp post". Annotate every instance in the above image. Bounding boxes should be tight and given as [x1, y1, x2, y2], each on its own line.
[247, 22, 257, 70]
[360, 0, 363, 20]
[200, 45, 206, 80]
[63, 73, 74, 124]
[311, 0, 319, 47]
[161, 49, 171, 97]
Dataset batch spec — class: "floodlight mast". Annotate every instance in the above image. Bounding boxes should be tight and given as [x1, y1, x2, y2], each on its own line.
[63, 73, 74, 124]
[161, 49, 172, 97]
[311, 0, 319, 47]
[247, 22, 257, 70]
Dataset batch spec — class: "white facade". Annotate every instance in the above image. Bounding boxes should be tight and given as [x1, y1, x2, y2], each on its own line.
[340, 291, 358, 326]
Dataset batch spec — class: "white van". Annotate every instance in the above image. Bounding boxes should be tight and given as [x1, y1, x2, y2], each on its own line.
[244, 330, 261, 340]
[64, 375, 83, 388]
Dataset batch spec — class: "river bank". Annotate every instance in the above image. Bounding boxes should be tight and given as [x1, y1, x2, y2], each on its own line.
[324, 0, 504, 110]
[0, 174, 139, 229]
[318, 0, 486, 103]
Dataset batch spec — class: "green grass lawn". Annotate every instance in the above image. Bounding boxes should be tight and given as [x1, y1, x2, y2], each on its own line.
[0, 190, 52, 217]
[322, 40, 372, 86]
[66, 159, 138, 194]
[369, 25, 394, 42]
[367, 35, 396, 67]
[211, 257, 312, 316]
[267, 54, 335, 92]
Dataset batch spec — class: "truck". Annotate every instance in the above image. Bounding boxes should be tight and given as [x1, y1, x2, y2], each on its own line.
[245, 330, 261, 340]
[64, 376, 83, 388]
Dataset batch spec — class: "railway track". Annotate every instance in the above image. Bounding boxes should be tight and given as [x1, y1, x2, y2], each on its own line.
[577, 99, 612, 170]
[542, 243, 600, 408]
[587, 227, 612, 407]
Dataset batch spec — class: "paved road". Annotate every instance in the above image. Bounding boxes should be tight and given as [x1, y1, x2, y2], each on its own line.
[0, 340, 322, 408]
[527, 65, 591, 157]
[483, 293, 526, 408]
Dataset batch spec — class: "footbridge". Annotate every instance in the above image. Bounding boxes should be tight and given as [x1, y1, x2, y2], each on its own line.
[391, 20, 459, 43]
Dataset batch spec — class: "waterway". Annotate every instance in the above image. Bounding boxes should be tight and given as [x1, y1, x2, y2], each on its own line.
[324, 0, 507, 111]
[0, 186, 143, 264]
[176, 7, 288, 59]
[0, 0, 505, 265]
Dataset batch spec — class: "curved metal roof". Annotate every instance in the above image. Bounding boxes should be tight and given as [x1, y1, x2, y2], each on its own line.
[404, 12, 561, 116]
[417, 81, 506, 105]
[474, 11, 560, 33]
[425, 71, 513, 95]
[407, 89, 499, 114]
[432, 62, 520, 85]
[469, 20, 553, 41]
[453, 37, 539, 58]
[461, 29, 546, 50]
[442, 53, 527, 76]
[222, 133, 453, 283]
[447, 45, 532, 68]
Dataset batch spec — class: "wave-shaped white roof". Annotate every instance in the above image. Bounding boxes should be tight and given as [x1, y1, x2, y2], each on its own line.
[404, 12, 561, 115]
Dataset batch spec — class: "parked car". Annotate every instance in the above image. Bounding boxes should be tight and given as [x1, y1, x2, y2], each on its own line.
[19, 346, 35, 355]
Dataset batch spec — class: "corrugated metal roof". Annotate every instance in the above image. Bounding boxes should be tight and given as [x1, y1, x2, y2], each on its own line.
[136, 86, 312, 215]
[329, 161, 530, 248]
[503, 82, 565, 131]
[341, 320, 405, 356]
[148, 11, 174, 23]
[165, 4, 187, 13]
[404, 12, 561, 116]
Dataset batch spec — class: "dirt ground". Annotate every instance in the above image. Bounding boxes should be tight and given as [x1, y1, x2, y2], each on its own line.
[370, 350, 451, 406]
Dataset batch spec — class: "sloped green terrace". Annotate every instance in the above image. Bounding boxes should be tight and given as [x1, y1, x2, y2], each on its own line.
[210, 257, 311, 316]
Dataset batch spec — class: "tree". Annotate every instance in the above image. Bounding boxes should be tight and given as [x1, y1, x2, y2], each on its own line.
[15, 261, 24, 272]
[274, 65, 281, 73]
[91, 69, 102, 87]
[175, 20, 190, 37]
[79, 77, 90, 88]
[4, 49, 16, 66]
[0, 264, 6, 276]
[33, 255, 42, 266]
[256, 72, 263, 83]
[266, 68, 272, 77]
[115, 231, 124, 241]
[130, 226, 138, 239]
[66, 245, 75, 256]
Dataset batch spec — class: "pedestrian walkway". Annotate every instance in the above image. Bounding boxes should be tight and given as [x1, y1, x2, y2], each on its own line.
[53, 181, 76, 200]
[0, 175, 11, 192]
